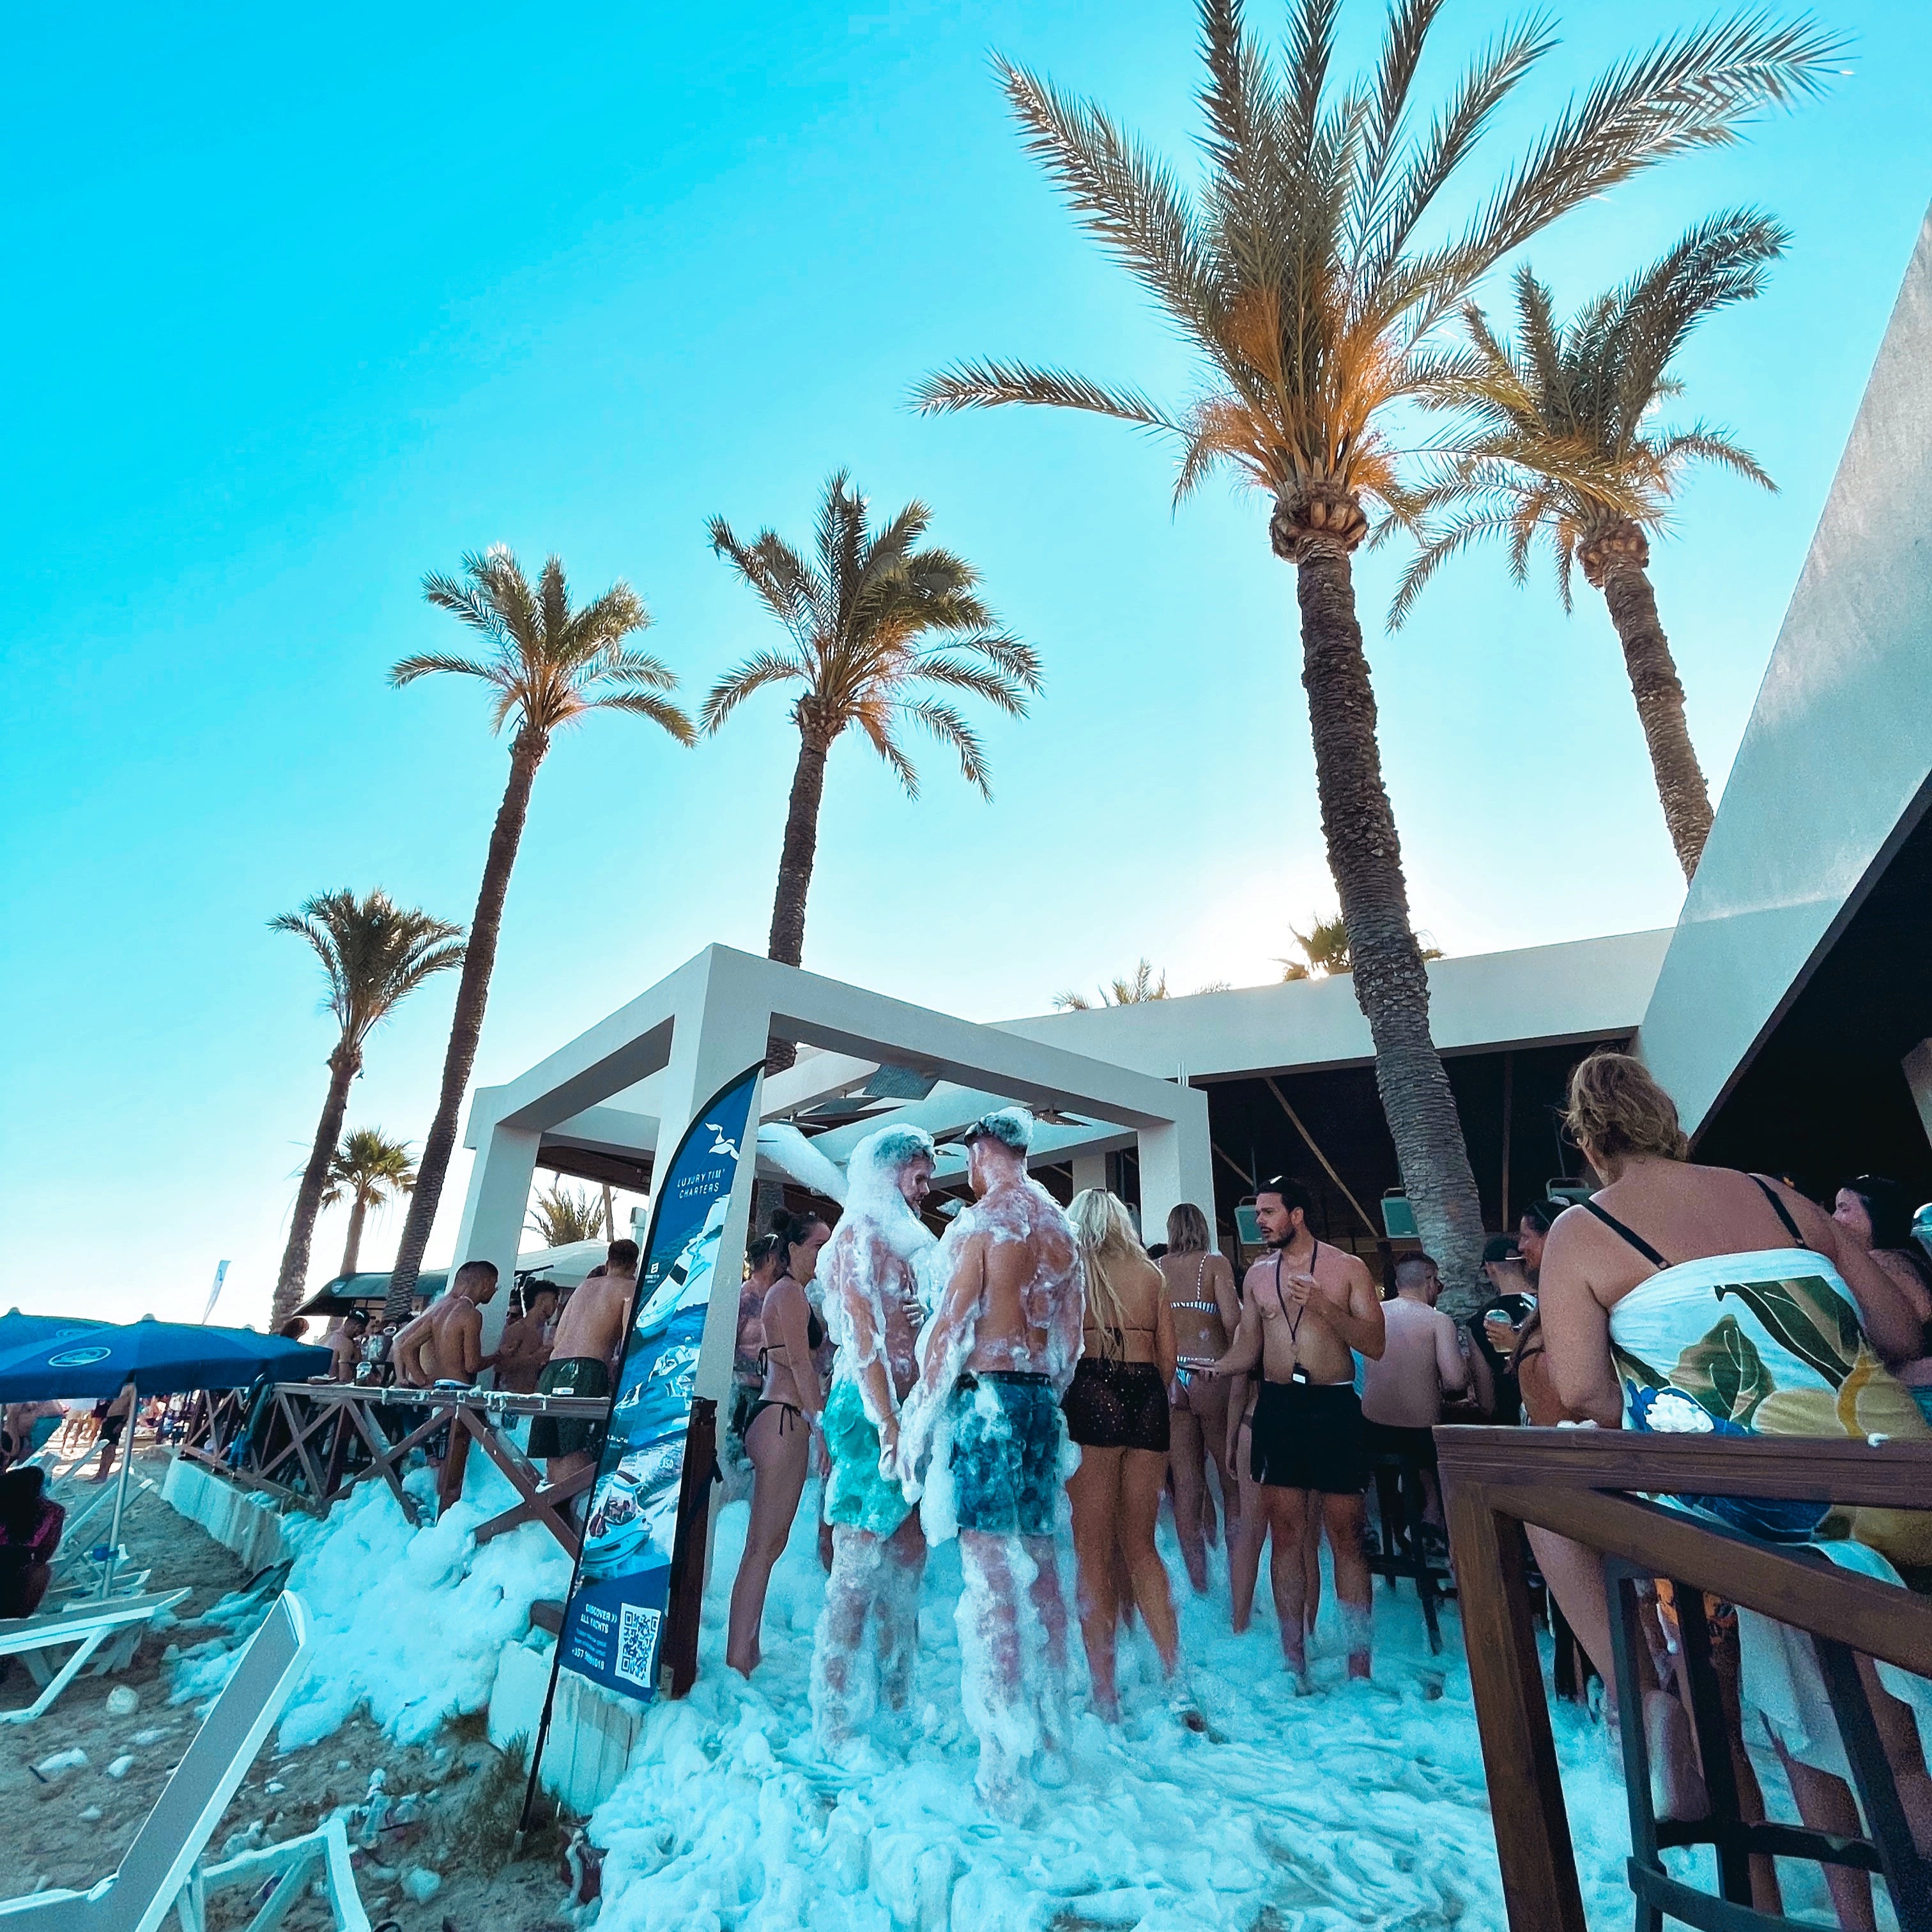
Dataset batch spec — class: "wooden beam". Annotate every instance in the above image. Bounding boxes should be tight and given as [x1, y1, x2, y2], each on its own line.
[1445, 1484, 1587, 1932]
[1261, 1075, 1380, 1238]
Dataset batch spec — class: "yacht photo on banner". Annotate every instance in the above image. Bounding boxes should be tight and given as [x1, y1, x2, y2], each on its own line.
[554, 1060, 762, 1705]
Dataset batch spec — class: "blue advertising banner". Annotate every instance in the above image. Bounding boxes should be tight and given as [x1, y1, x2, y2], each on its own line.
[555, 1060, 761, 1704]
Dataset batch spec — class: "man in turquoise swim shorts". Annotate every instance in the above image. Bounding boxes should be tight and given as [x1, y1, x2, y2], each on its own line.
[809, 1123, 938, 1749]
[898, 1108, 1085, 1808]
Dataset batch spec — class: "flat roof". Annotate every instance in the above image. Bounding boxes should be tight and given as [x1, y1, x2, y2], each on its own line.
[999, 928, 1671, 1081]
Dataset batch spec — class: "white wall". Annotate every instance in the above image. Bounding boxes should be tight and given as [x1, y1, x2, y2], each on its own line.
[1639, 209, 1932, 1135]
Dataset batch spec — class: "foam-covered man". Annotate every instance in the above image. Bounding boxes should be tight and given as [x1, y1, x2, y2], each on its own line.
[898, 1108, 1084, 1809]
[810, 1124, 938, 1749]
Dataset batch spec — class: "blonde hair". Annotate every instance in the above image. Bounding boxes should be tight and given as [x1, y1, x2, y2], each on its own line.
[1165, 1202, 1211, 1255]
[1068, 1188, 1149, 1360]
[1565, 1052, 1689, 1173]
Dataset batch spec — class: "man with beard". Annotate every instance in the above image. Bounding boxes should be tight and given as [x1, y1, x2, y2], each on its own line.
[898, 1108, 1084, 1809]
[809, 1124, 938, 1747]
[1209, 1177, 1384, 1685]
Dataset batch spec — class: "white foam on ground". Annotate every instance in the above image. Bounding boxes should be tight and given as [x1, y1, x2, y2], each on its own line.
[169, 1457, 571, 1750]
[591, 1487, 1654, 1931]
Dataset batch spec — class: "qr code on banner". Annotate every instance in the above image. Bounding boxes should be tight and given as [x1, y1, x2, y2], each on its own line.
[614, 1603, 662, 1689]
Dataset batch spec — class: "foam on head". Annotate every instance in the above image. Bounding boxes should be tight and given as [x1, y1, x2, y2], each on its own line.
[965, 1107, 1034, 1154]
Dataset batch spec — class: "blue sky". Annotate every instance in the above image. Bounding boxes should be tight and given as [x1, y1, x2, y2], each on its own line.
[4, 0, 1928, 1326]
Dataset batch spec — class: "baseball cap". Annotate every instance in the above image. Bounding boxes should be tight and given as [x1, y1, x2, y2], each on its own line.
[1481, 1234, 1522, 1265]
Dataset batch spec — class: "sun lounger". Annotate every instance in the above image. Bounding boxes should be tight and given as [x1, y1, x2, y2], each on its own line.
[0, 1590, 190, 1727]
[0, 1594, 364, 1932]
[169, 1814, 371, 1932]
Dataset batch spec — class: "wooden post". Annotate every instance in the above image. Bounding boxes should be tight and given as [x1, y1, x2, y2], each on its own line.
[1499, 1050, 1514, 1231]
[661, 1398, 718, 1699]
[1441, 1480, 1588, 1932]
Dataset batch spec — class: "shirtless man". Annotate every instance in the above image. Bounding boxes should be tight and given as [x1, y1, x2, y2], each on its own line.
[809, 1125, 937, 1747]
[1209, 1177, 1384, 1684]
[328, 1310, 371, 1383]
[898, 1108, 1083, 1808]
[487, 1285, 558, 1395]
[392, 1259, 500, 1388]
[1359, 1252, 1468, 1524]
[528, 1240, 640, 1492]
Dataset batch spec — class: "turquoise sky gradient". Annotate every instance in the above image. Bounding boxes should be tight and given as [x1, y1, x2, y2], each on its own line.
[4, 0, 1928, 1325]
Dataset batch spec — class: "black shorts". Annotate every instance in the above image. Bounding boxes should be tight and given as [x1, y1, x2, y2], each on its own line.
[98, 1412, 128, 1448]
[527, 1356, 612, 1460]
[1061, 1357, 1170, 1452]
[1361, 1418, 1438, 1469]
[1250, 1379, 1367, 1494]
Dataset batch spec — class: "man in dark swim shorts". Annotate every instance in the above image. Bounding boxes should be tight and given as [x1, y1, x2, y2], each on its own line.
[1208, 1177, 1384, 1685]
[899, 1109, 1083, 1808]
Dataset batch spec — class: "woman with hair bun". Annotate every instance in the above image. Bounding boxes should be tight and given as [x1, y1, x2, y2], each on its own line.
[726, 1204, 834, 1676]
[1541, 1052, 1932, 1928]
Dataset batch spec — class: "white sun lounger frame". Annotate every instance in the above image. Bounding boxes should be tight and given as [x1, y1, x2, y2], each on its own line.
[0, 1590, 190, 1727]
[0, 1593, 367, 1932]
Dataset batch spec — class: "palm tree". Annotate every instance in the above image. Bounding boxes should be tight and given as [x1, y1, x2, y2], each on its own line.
[914, 0, 1837, 1290]
[321, 1128, 417, 1278]
[1279, 913, 1355, 981]
[1278, 910, 1441, 978]
[381, 547, 694, 1322]
[527, 1183, 611, 1248]
[1389, 210, 1788, 878]
[269, 893, 463, 1324]
[703, 471, 1043, 1064]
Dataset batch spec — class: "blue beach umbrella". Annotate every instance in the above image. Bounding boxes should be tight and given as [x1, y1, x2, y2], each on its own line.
[0, 1308, 105, 1354]
[0, 1315, 330, 1597]
[0, 1315, 329, 1402]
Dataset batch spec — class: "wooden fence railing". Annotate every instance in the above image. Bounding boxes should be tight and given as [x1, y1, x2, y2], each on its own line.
[1438, 1427, 1932, 1932]
[179, 1381, 610, 1557]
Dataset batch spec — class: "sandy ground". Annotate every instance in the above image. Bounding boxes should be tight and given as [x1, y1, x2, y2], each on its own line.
[3, 1446, 578, 1930]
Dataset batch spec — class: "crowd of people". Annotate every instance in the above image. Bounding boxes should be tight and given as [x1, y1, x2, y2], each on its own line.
[240, 1060, 1932, 1906]
[707, 1062, 1932, 1905]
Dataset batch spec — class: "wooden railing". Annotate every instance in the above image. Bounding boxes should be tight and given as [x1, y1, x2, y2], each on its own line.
[179, 1381, 610, 1556]
[1438, 1427, 1932, 1932]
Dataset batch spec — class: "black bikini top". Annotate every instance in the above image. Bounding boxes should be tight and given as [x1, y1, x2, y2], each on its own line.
[1579, 1174, 1806, 1272]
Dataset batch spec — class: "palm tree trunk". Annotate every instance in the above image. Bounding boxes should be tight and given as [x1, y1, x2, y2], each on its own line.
[340, 1197, 369, 1279]
[1287, 529, 1491, 1310]
[272, 1046, 358, 1328]
[383, 726, 548, 1324]
[1592, 539, 1714, 881]
[763, 728, 830, 1073]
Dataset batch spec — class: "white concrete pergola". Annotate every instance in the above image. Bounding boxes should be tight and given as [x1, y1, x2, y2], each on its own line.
[450, 945, 1214, 1395]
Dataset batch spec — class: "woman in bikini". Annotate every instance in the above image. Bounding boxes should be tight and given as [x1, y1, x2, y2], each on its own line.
[1542, 1052, 1932, 1930]
[726, 1206, 834, 1676]
[1160, 1202, 1241, 1593]
[1063, 1188, 1181, 1719]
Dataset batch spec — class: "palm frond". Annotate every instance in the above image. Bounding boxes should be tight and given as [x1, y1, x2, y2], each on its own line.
[905, 652, 1034, 716]
[998, 59, 1218, 332]
[699, 650, 808, 735]
[854, 707, 922, 798]
[388, 650, 495, 688]
[1651, 424, 1775, 491]
[603, 648, 682, 691]
[912, 359, 1183, 436]
[905, 696, 992, 797]
[593, 691, 696, 744]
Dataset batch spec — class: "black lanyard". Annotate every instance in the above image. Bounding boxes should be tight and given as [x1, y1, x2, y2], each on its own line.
[1273, 1239, 1322, 1356]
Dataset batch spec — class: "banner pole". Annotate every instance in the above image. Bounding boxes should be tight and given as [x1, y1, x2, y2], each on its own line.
[513, 1057, 762, 1850]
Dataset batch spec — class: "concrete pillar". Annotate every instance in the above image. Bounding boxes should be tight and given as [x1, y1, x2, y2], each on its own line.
[450, 1119, 541, 1358]
[1905, 1039, 1932, 1151]
[652, 953, 772, 1406]
[1070, 1153, 1107, 1197]
[1135, 1085, 1218, 1253]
